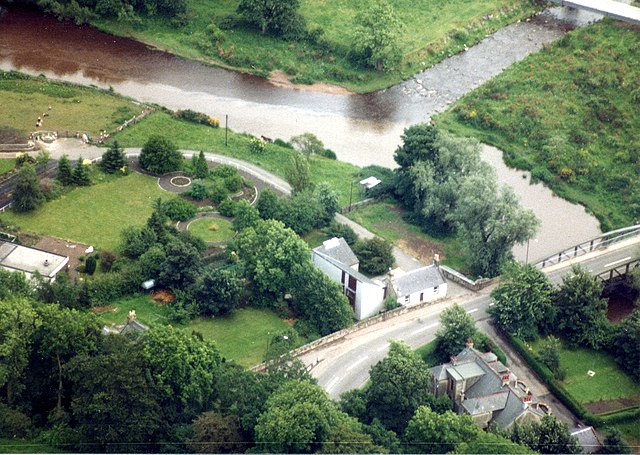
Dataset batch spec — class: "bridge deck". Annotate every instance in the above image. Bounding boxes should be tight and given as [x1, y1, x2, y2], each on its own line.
[555, 0, 640, 25]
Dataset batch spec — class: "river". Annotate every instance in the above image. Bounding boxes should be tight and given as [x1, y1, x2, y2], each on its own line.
[0, 5, 603, 262]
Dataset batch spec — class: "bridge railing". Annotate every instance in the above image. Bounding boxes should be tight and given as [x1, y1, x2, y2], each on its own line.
[595, 258, 640, 283]
[535, 224, 640, 269]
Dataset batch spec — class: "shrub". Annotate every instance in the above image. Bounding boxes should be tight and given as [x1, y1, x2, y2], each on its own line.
[187, 180, 208, 200]
[273, 138, 293, 149]
[84, 255, 97, 275]
[249, 137, 266, 154]
[318, 148, 337, 160]
[323, 221, 358, 245]
[352, 237, 394, 276]
[0, 404, 32, 438]
[211, 164, 239, 179]
[99, 251, 116, 273]
[163, 198, 197, 222]
[224, 174, 244, 193]
[218, 199, 236, 217]
[139, 135, 182, 174]
[39, 177, 63, 201]
[208, 181, 229, 205]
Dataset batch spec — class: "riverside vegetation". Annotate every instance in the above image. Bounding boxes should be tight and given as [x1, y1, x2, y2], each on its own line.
[15, 0, 540, 92]
[437, 20, 640, 231]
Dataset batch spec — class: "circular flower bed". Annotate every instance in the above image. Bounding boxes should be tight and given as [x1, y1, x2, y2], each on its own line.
[170, 176, 191, 187]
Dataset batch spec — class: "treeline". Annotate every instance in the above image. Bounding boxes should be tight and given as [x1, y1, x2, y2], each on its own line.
[8, 0, 187, 24]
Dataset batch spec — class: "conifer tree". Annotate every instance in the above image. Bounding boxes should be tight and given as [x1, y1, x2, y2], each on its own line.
[99, 141, 126, 174]
[56, 154, 73, 186]
[72, 156, 91, 186]
[13, 164, 45, 212]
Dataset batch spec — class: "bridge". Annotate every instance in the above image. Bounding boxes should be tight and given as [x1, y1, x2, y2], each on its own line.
[535, 224, 640, 269]
[553, 0, 640, 25]
[595, 257, 640, 283]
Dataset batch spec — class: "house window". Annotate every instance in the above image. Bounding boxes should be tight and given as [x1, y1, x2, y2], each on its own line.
[433, 286, 438, 293]
[404, 295, 410, 304]
[419, 292, 424, 302]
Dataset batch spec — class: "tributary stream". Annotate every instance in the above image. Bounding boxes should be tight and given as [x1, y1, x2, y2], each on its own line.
[0, 5, 603, 262]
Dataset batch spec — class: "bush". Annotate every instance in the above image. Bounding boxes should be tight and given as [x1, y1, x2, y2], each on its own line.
[84, 255, 97, 275]
[273, 138, 293, 149]
[224, 174, 244, 193]
[208, 181, 229, 205]
[318, 148, 337, 160]
[163, 198, 197, 222]
[39, 177, 63, 201]
[139, 135, 182, 174]
[249, 137, 266, 154]
[352, 237, 394, 276]
[99, 251, 117, 273]
[175, 109, 218, 127]
[384, 296, 398, 311]
[211, 164, 239, 179]
[218, 199, 236, 217]
[0, 404, 32, 438]
[323, 221, 358, 246]
[187, 180, 208, 200]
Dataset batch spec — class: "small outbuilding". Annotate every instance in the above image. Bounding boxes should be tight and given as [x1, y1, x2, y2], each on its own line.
[0, 240, 69, 281]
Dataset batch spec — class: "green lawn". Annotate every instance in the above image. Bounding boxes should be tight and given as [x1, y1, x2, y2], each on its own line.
[437, 21, 640, 231]
[0, 71, 141, 138]
[97, 295, 292, 368]
[531, 338, 640, 405]
[302, 228, 330, 249]
[0, 159, 15, 175]
[0, 172, 174, 250]
[187, 217, 234, 243]
[0, 439, 62, 454]
[110, 111, 362, 207]
[89, 0, 539, 92]
[345, 200, 469, 272]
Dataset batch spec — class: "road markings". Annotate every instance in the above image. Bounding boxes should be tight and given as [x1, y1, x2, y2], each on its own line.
[467, 308, 479, 314]
[376, 344, 389, 352]
[411, 322, 439, 335]
[603, 257, 631, 269]
[326, 376, 340, 392]
[346, 356, 369, 372]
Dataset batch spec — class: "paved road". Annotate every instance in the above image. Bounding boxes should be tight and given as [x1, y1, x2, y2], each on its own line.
[298, 239, 640, 412]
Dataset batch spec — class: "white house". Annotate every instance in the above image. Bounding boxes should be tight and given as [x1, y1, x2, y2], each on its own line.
[391, 263, 447, 306]
[0, 240, 68, 282]
[312, 237, 386, 320]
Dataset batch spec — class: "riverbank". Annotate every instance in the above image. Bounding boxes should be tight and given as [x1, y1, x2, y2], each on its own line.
[436, 19, 640, 231]
[85, 0, 541, 93]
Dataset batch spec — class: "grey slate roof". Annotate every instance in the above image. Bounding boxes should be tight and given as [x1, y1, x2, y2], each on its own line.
[392, 264, 445, 297]
[314, 250, 378, 286]
[462, 391, 509, 415]
[313, 237, 359, 268]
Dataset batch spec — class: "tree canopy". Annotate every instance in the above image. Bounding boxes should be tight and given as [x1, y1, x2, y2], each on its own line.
[139, 135, 182, 174]
[352, 0, 403, 71]
[435, 304, 476, 361]
[12, 163, 44, 212]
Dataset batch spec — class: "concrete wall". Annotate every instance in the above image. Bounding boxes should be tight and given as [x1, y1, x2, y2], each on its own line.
[355, 280, 385, 320]
[440, 265, 496, 291]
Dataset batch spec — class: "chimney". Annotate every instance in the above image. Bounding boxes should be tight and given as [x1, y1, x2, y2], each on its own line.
[466, 338, 474, 350]
[433, 253, 440, 266]
[128, 310, 137, 324]
[523, 392, 533, 408]
[502, 371, 510, 386]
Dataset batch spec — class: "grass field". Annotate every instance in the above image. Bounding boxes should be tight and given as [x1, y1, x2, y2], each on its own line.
[531, 337, 640, 405]
[0, 172, 173, 250]
[187, 217, 234, 243]
[345, 200, 469, 272]
[0, 71, 141, 138]
[110, 111, 362, 206]
[0, 159, 15, 176]
[96, 294, 292, 368]
[90, 0, 539, 92]
[437, 21, 640, 231]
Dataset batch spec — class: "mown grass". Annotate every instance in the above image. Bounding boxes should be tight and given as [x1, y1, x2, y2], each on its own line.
[187, 217, 234, 243]
[530, 337, 640, 404]
[109, 110, 362, 206]
[437, 21, 640, 231]
[97, 294, 292, 368]
[345, 200, 469, 272]
[0, 159, 15, 175]
[0, 172, 174, 250]
[90, 0, 539, 92]
[0, 439, 62, 454]
[302, 228, 330, 249]
[0, 71, 141, 137]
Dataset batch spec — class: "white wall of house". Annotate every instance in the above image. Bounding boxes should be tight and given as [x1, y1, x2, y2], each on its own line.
[354, 280, 385, 320]
[397, 282, 448, 306]
[312, 254, 342, 282]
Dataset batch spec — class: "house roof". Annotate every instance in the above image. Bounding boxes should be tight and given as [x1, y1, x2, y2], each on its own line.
[448, 362, 485, 381]
[313, 237, 359, 268]
[462, 391, 509, 415]
[315, 249, 380, 287]
[0, 240, 68, 278]
[392, 264, 445, 297]
[571, 426, 601, 453]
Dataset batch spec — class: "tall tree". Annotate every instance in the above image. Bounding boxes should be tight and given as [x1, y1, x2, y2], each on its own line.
[56, 154, 73, 186]
[256, 189, 284, 221]
[139, 135, 182, 174]
[290, 133, 324, 159]
[236, 0, 305, 38]
[453, 172, 538, 277]
[556, 265, 610, 349]
[0, 298, 41, 405]
[435, 304, 476, 361]
[315, 182, 340, 226]
[191, 150, 209, 179]
[611, 309, 640, 381]
[286, 152, 312, 195]
[352, 237, 394, 276]
[68, 336, 162, 453]
[141, 326, 220, 418]
[365, 341, 434, 433]
[100, 140, 126, 174]
[510, 415, 581, 454]
[188, 412, 245, 453]
[254, 380, 352, 453]
[452, 431, 534, 454]
[234, 219, 310, 299]
[489, 261, 556, 340]
[36, 304, 101, 418]
[159, 238, 203, 290]
[600, 428, 631, 454]
[291, 264, 353, 336]
[12, 163, 45, 212]
[71, 156, 91, 186]
[403, 405, 479, 454]
[195, 267, 244, 316]
[352, 0, 403, 71]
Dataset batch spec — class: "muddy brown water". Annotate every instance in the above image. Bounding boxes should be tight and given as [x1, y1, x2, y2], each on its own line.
[0, 5, 604, 261]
